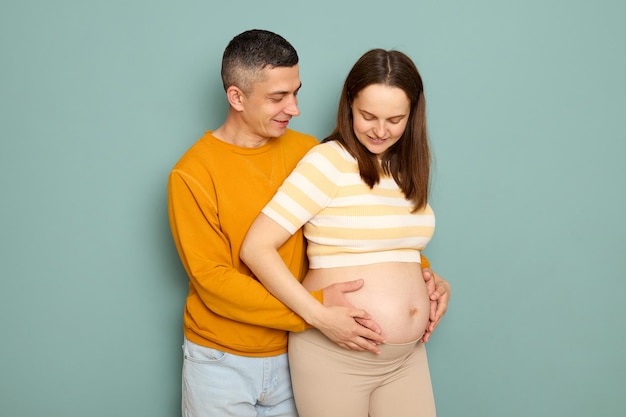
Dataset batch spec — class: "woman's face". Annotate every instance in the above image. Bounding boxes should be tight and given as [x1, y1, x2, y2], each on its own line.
[351, 83, 410, 158]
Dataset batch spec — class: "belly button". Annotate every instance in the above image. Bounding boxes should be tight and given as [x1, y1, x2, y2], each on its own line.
[409, 307, 419, 316]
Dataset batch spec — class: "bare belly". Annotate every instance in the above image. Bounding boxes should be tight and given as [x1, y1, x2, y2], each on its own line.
[303, 262, 430, 344]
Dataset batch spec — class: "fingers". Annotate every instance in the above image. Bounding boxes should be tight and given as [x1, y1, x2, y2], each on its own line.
[421, 267, 433, 281]
[351, 315, 385, 352]
[355, 325, 386, 345]
[432, 283, 450, 317]
[429, 298, 437, 322]
[322, 280, 366, 309]
[424, 274, 436, 299]
[351, 309, 385, 342]
[358, 339, 381, 354]
[430, 273, 450, 300]
[354, 316, 382, 335]
[322, 281, 363, 309]
[334, 279, 364, 294]
[341, 336, 381, 354]
[427, 298, 447, 336]
[423, 275, 451, 342]
[429, 285, 446, 301]
[432, 302, 446, 328]
[325, 326, 382, 354]
[317, 306, 385, 354]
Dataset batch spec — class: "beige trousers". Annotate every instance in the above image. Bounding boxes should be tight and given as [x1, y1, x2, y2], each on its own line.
[288, 329, 436, 417]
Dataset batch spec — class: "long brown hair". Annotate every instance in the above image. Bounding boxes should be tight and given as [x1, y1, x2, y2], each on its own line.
[323, 49, 430, 211]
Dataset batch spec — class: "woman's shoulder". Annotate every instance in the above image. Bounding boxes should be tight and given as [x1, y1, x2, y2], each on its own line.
[307, 140, 354, 163]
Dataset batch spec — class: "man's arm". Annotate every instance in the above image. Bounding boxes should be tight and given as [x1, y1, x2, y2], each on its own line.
[168, 169, 311, 332]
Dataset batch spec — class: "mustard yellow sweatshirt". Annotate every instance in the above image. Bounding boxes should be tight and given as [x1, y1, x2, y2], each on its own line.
[168, 130, 431, 357]
[168, 130, 321, 356]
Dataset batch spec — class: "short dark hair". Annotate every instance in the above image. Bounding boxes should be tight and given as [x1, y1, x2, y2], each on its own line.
[324, 49, 431, 211]
[221, 29, 299, 93]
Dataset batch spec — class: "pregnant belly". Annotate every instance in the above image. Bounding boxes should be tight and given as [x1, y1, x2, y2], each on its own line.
[303, 263, 431, 344]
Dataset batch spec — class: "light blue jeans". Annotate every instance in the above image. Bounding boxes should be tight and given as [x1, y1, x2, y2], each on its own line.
[182, 337, 298, 417]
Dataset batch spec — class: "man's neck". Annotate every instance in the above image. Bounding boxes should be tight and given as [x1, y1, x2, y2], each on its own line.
[213, 119, 271, 149]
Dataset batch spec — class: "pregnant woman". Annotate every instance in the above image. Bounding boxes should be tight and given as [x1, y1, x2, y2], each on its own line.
[241, 48, 439, 417]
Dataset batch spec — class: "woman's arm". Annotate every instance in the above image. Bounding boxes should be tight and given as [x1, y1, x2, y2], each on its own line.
[241, 213, 386, 352]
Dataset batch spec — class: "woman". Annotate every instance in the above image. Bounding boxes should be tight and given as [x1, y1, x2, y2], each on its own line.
[241, 49, 438, 417]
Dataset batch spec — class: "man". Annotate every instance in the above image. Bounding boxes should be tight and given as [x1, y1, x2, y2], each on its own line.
[168, 29, 450, 417]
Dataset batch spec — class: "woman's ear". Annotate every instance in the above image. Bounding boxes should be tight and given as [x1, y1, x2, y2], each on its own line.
[226, 86, 245, 111]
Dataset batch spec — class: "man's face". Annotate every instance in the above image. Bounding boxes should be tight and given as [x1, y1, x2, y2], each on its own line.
[240, 65, 301, 141]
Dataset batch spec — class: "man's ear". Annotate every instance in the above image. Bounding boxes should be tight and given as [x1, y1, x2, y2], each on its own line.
[226, 86, 245, 111]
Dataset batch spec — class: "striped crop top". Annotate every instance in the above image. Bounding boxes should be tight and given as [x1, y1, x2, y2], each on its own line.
[262, 141, 435, 269]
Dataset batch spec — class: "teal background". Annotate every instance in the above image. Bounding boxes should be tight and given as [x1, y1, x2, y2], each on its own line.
[1, 1, 624, 416]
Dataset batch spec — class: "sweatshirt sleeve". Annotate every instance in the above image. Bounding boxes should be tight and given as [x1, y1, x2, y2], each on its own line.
[168, 169, 321, 333]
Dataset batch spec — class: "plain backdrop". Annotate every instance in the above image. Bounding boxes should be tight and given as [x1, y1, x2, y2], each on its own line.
[1, 1, 625, 416]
